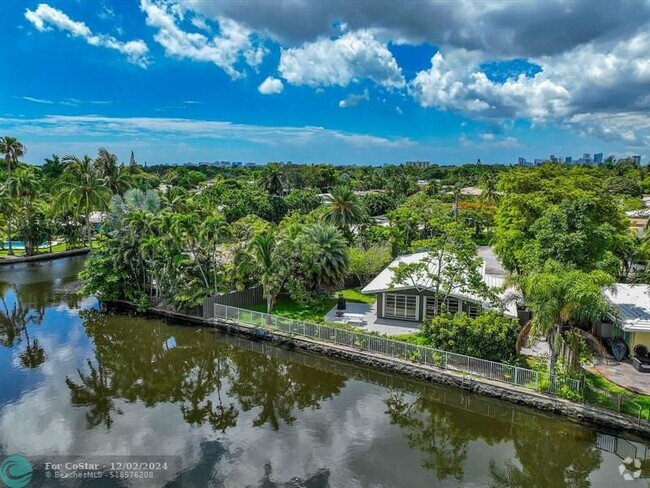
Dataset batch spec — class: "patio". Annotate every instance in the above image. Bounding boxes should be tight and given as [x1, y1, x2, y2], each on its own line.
[324, 301, 420, 336]
[592, 360, 650, 395]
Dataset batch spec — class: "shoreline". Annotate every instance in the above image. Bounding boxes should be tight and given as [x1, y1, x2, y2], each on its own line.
[106, 299, 650, 439]
[0, 248, 90, 265]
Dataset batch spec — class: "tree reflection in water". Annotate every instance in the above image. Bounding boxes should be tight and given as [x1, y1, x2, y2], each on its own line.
[488, 424, 602, 488]
[385, 390, 602, 486]
[66, 310, 346, 434]
[0, 285, 46, 368]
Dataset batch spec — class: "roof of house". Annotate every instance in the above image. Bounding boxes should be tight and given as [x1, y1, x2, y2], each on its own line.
[603, 284, 650, 331]
[361, 249, 517, 317]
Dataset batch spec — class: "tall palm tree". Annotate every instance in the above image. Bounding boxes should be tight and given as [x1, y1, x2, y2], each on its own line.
[323, 186, 367, 235]
[199, 215, 231, 294]
[0, 185, 17, 253]
[57, 155, 110, 250]
[247, 233, 280, 314]
[0, 136, 26, 255]
[96, 148, 131, 194]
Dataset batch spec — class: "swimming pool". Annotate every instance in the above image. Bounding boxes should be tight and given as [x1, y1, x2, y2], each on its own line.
[1, 241, 48, 250]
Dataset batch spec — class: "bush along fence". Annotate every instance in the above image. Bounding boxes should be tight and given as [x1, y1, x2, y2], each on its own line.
[212, 304, 583, 399]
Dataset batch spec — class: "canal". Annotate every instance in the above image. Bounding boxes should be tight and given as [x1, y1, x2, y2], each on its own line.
[0, 257, 645, 487]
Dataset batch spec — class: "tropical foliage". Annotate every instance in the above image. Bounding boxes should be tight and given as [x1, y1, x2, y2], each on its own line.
[5, 135, 650, 371]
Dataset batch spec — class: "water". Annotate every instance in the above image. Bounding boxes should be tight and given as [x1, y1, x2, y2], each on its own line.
[0, 257, 646, 487]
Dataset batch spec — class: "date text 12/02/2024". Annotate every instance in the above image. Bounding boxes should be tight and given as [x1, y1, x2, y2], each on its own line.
[36, 456, 182, 483]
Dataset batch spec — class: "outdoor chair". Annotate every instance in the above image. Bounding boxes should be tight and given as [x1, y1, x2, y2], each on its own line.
[633, 344, 650, 373]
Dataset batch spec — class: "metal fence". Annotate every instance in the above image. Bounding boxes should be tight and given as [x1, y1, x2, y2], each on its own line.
[584, 382, 646, 423]
[212, 304, 583, 398]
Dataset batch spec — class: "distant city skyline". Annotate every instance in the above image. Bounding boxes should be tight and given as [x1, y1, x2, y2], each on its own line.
[0, 1, 648, 165]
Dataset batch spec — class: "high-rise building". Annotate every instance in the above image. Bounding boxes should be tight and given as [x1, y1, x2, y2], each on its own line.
[565, 156, 572, 163]
[594, 152, 603, 164]
[405, 160, 431, 168]
[633, 155, 642, 165]
[549, 154, 558, 163]
[517, 157, 526, 166]
[534, 159, 544, 165]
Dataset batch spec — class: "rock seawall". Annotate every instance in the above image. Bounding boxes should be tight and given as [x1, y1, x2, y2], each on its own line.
[105, 300, 650, 439]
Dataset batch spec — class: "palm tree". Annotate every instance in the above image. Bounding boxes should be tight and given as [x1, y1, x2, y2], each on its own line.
[300, 224, 349, 293]
[96, 148, 130, 194]
[0, 136, 26, 255]
[480, 176, 501, 206]
[260, 167, 285, 196]
[199, 215, 231, 294]
[246, 233, 280, 314]
[323, 186, 367, 235]
[0, 136, 25, 176]
[57, 155, 110, 250]
[0, 185, 17, 253]
[109, 188, 160, 226]
[509, 261, 613, 371]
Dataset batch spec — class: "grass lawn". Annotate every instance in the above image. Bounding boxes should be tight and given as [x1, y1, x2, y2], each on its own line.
[0, 242, 79, 258]
[247, 288, 376, 324]
[585, 371, 650, 420]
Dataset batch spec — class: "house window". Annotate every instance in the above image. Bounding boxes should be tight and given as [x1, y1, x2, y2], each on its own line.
[465, 301, 481, 318]
[425, 296, 461, 319]
[384, 294, 418, 320]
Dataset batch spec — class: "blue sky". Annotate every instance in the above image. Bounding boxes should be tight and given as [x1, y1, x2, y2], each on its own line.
[0, 1, 648, 165]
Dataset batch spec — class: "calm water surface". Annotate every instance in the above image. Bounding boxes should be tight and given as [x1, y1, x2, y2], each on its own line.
[0, 257, 646, 487]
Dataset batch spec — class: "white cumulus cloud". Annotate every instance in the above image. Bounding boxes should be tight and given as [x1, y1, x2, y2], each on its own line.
[339, 89, 369, 108]
[258, 77, 284, 95]
[279, 30, 404, 88]
[25, 3, 150, 67]
[140, 0, 266, 79]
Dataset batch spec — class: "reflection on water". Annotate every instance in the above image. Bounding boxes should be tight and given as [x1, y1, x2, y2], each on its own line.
[0, 258, 647, 487]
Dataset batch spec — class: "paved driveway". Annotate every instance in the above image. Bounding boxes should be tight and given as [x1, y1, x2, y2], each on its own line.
[324, 301, 420, 336]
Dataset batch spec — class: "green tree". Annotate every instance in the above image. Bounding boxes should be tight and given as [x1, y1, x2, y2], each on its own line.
[243, 232, 284, 314]
[509, 260, 614, 370]
[42, 154, 64, 180]
[57, 155, 110, 250]
[422, 312, 520, 361]
[0, 136, 26, 255]
[295, 224, 349, 295]
[390, 221, 492, 312]
[97, 147, 130, 194]
[259, 166, 285, 196]
[348, 244, 392, 286]
[323, 185, 367, 236]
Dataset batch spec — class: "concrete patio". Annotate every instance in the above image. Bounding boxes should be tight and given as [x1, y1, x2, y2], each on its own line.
[324, 301, 420, 336]
[592, 360, 650, 395]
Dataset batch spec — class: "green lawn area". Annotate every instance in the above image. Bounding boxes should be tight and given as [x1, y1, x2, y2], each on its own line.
[247, 288, 376, 324]
[585, 371, 650, 419]
[0, 242, 79, 258]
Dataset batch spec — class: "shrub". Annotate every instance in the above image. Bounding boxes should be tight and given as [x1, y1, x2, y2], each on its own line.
[421, 311, 519, 362]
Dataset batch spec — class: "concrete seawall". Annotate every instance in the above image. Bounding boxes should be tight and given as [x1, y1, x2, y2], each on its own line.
[0, 248, 90, 266]
[105, 299, 650, 439]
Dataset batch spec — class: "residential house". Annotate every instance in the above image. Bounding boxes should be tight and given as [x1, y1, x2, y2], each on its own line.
[361, 248, 517, 322]
[598, 284, 650, 353]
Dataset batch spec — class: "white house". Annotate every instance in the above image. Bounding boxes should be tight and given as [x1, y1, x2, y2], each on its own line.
[361, 250, 518, 323]
[598, 284, 650, 353]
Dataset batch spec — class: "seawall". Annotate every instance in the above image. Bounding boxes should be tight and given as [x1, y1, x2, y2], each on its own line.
[0, 248, 90, 265]
[105, 299, 650, 439]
